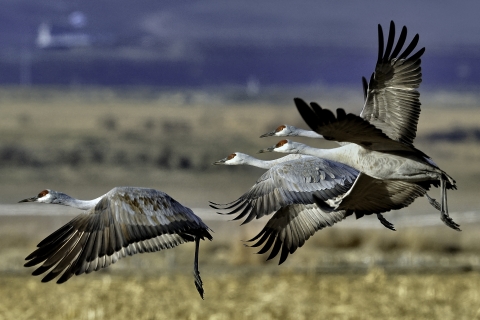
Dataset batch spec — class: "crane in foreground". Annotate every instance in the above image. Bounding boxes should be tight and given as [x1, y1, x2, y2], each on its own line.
[260, 124, 442, 214]
[259, 138, 456, 230]
[211, 152, 433, 263]
[19, 187, 213, 299]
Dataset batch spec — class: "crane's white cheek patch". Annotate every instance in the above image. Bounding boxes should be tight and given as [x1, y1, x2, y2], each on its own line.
[277, 145, 290, 152]
[38, 193, 53, 203]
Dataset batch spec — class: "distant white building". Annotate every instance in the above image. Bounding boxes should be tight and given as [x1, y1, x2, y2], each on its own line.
[36, 22, 91, 49]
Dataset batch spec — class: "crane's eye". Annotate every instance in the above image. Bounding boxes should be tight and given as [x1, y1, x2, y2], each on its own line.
[227, 153, 236, 160]
[276, 125, 286, 132]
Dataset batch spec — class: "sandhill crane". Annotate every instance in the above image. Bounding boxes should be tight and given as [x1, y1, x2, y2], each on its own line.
[260, 124, 441, 212]
[19, 187, 212, 299]
[259, 139, 457, 230]
[211, 152, 432, 262]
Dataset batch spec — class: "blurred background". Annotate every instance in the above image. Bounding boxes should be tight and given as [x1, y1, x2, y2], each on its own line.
[1, 1, 480, 319]
[2, 0, 480, 88]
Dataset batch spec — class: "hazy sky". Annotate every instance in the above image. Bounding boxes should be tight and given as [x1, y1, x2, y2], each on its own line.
[140, 0, 480, 50]
[1, 1, 479, 87]
[2, 0, 480, 50]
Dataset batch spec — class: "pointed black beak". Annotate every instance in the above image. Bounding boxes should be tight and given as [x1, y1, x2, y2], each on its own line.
[19, 197, 37, 203]
[258, 146, 275, 153]
[259, 130, 276, 138]
[212, 158, 227, 165]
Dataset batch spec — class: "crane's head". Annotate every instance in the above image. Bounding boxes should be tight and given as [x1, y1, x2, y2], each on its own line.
[258, 139, 299, 154]
[19, 189, 61, 204]
[213, 152, 251, 165]
[260, 124, 298, 138]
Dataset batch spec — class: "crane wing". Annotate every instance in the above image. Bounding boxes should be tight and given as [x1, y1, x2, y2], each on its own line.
[210, 157, 357, 225]
[246, 204, 347, 264]
[24, 187, 212, 297]
[333, 173, 427, 216]
[360, 21, 425, 145]
[294, 97, 418, 152]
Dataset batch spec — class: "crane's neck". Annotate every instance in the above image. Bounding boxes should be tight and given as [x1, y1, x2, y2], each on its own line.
[242, 154, 306, 169]
[294, 129, 351, 147]
[243, 156, 276, 169]
[292, 144, 358, 167]
[54, 193, 104, 210]
[296, 129, 324, 138]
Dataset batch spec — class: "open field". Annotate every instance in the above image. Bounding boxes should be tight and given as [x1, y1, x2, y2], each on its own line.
[2, 271, 480, 320]
[1, 87, 479, 207]
[1, 87, 480, 319]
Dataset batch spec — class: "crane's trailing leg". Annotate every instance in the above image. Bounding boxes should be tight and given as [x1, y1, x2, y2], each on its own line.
[439, 178, 461, 231]
[193, 237, 205, 299]
[425, 193, 441, 211]
[377, 213, 395, 231]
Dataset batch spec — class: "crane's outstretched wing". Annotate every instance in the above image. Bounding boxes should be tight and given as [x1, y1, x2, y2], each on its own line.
[246, 204, 347, 264]
[295, 98, 406, 149]
[24, 187, 212, 298]
[330, 173, 428, 216]
[360, 21, 425, 145]
[362, 76, 368, 101]
[210, 157, 358, 225]
[294, 98, 425, 153]
[295, 22, 424, 150]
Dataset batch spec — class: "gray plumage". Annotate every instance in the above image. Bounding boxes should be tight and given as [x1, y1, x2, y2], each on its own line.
[247, 204, 347, 264]
[211, 152, 433, 263]
[211, 155, 358, 225]
[211, 153, 357, 263]
[261, 137, 457, 231]
[20, 187, 212, 299]
[292, 21, 424, 152]
[259, 125, 441, 217]
[361, 21, 424, 146]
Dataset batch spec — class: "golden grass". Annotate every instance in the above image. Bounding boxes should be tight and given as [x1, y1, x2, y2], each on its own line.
[2, 271, 480, 320]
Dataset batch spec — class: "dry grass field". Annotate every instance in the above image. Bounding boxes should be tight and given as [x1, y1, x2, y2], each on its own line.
[2, 271, 480, 320]
[1, 87, 480, 319]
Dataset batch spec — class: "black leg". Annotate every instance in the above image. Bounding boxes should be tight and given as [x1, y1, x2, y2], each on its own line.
[377, 213, 396, 231]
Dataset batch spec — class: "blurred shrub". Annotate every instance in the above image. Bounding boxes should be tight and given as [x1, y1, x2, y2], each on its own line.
[52, 138, 108, 167]
[156, 146, 172, 169]
[136, 152, 150, 165]
[99, 114, 118, 131]
[143, 118, 155, 131]
[112, 150, 130, 166]
[0, 145, 41, 167]
[178, 156, 191, 169]
[425, 127, 480, 143]
[161, 119, 191, 135]
[63, 148, 83, 167]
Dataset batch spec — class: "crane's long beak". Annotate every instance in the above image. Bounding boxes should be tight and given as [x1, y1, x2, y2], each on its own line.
[19, 196, 37, 203]
[259, 130, 276, 138]
[212, 158, 227, 165]
[258, 146, 275, 153]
